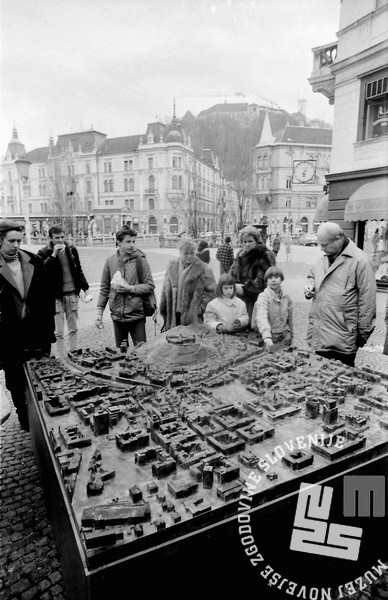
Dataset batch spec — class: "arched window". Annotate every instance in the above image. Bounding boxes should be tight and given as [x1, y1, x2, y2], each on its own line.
[300, 217, 308, 233]
[104, 180, 109, 192]
[257, 155, 262, 170]
[109, 180, 114, 192]
[170, 216, 178, 234]
[129, 178, 134, 191]
[178, 176, 182, 190]
[149, 216, 157, 234]
[124, 179, 128, 191]
[172, 175, 178, 189]
[263, 155, 267, 169]
[149, 175, 155, 191]
[149, 198, 154, 210]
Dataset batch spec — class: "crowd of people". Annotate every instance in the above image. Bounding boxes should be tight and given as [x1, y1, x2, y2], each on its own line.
[0, 219, 386, 433]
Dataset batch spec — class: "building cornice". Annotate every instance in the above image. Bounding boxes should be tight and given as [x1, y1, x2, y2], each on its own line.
[326, 166, 388, 183]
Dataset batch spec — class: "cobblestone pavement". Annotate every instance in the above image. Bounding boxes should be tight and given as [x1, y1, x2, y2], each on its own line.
[1, 285, 387, 599]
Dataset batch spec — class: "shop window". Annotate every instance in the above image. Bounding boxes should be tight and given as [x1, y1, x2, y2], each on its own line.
[360, 72, 388, 140]
[365, 221, 388, 289]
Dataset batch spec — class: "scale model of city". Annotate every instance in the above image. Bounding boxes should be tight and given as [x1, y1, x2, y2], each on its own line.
[26, 325, 388, 564]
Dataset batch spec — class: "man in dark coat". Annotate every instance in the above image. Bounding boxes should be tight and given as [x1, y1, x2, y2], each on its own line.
[38, 224, 90, 355]
[0, 220, 56, 431]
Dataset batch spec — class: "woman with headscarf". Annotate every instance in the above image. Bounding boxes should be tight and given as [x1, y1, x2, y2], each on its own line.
[160, 238, 216, 331]
[230, 225, 276, 324]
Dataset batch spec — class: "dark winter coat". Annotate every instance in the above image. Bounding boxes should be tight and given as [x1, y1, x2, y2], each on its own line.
[97, 249, 155, 322]
[160, 256, 216, 331]
[230, 244, 276, 303]
[38, 243, 89, 298]
[0, 250, 56, 364]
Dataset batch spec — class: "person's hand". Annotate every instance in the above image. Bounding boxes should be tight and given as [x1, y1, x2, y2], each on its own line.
[116, 282, 133, 294]
[304, 284, 315, 299]
[235, 283, 244, 296]
[53, 243, 66, 257]
[233, 319, 241, 330]
[264, 338, 274, 350]
[95, 316, 104, 329]
[216, 324, 226, 333]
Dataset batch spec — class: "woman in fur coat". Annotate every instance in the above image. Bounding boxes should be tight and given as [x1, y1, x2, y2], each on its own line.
[160, 238, 216, 331]
[230, 226, 276, 324]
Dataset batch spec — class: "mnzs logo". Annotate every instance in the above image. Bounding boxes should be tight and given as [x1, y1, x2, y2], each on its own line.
[290, 477, 386, 561]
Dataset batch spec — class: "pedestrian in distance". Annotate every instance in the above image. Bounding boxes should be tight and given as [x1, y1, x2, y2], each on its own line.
[38, 224, 91, 355]
[304, 222, 376, 367]
[159, 238, 216, 331]
[95, 227, 155, 350]
[196, 239, 211, 264]
[204, 273, 249, 333]
[0, 220, 56, 431]
[216, 236, 234, 275]
[230, 225, 276, 325]
[271, 233, 281, 258]
[284, 235, 292, 262]
[252, 266, 293, 351]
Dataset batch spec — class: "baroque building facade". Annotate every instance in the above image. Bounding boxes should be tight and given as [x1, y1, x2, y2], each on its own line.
[1, 117, 238, 238]
[251, 112, 332, 235]
[309, 0, 388, 287]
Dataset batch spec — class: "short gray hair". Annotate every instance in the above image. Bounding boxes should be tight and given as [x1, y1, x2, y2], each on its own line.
[178, 238, 196, 253]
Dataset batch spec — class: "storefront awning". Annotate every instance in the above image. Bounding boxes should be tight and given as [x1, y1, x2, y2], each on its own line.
[344, 178, 388, 221]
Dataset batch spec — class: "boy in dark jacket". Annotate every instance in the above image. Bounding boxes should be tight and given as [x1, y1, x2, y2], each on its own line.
[38, 224, 90, 354]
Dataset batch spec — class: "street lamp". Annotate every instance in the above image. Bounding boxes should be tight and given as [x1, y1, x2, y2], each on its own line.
[15, 158, 32, 244]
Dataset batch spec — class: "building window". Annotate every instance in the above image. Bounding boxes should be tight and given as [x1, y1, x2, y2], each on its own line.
[109, 180, 114, 192]
[86, 181, 91, 194]
[124, 198, 129, 206]
[178, 157, 181, 168]
[286, 176, 292, 189]
[8, 171, 12, 180]
[262, 155, 268, 169]
[148, 175, 155, 191]
[124, 160, 129, 171]
[129, 178, 134, 191]
[130, 199, 134, 210]
[173, 157, 177, 168]
[38, 168, 45, 178]
[104, 162, 112, 172]
[179, 176, 182, 190]
[360, 72, 388, 140]
[172, 175, 178, 189]
[86, 163, 91, 174]
[104, 180, 109, 192]
[124, 179, 129, 191]
[149, 216, 157, 234]
[285, 197, 292, 208]
[67, 165, 75, 177]
[149, 198, 154, 210]
[148, 157, 153, 169]
[170, 216, 178, 233]
[29, 203, 32, 214]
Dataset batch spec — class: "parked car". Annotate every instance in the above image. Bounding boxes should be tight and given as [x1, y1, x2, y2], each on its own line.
[299, 233, 318, 246]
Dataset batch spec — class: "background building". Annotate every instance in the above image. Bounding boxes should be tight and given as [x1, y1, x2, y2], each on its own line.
[251, 112, 332, 236]
[309, 0, 388, 287]
[1, 115, 238, 239]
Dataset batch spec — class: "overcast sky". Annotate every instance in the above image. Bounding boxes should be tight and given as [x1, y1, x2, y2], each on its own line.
[1, 0, 340, 153]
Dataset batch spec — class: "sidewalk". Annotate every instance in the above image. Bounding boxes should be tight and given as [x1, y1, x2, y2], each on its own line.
[1, 289, 387, 600]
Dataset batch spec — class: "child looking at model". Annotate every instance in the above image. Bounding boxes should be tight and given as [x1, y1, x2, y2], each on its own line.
[204, 273, 249, 333]
[253, 266, 293, 350]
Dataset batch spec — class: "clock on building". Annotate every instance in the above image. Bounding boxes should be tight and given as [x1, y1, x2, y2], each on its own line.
[293, 160, 315, 183]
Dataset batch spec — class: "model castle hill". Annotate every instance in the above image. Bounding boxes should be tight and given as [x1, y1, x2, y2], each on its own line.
[24, 324, 388, 566]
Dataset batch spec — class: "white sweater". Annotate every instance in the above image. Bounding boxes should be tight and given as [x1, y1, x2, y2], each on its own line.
[204, 296, 249, 332]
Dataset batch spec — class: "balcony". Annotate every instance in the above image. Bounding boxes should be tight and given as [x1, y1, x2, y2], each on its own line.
[308, 42, 337, 105]
[144, 188, 158, 196]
